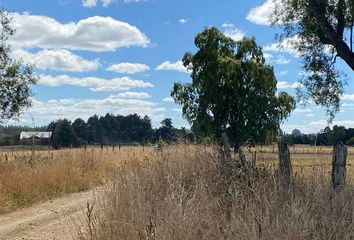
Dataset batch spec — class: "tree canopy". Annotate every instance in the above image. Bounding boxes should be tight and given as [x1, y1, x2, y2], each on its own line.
[0, 10, 37, 120]
[172, 27, 296, 148]
[271, 0, 354, 119]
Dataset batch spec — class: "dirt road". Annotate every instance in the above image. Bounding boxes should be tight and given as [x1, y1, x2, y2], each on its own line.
[0, 189, 100, 240]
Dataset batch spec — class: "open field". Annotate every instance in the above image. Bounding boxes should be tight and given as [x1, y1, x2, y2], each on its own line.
[1, 144, 354, 239]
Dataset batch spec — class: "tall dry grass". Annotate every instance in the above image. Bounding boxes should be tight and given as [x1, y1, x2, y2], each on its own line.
[0, 147, 144, 214]
[81, 145, 354, 240]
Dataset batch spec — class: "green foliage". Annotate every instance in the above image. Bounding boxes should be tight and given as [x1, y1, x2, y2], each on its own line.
[0, 10, 37, 120]
[51, 119, 78, 149]
[271, 0, 354, 119]
[155, 118, 176, 143]
[172, 27, 295, 146]
[346, 136, 354, 145]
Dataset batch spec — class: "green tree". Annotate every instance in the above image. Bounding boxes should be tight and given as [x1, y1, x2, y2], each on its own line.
[51, 119, 78, 149]
[271, 0, 353, 118]
[172, 28, 295, 150]
[72, 118, 88, 142]
[156, 118, 176, 143]
[0, 10, 37, 120]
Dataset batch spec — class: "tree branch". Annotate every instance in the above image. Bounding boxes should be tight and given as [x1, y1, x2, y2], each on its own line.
[309, 0, 354, 70]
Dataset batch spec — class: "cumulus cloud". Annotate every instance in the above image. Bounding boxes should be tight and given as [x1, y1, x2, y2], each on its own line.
[277, 81, 301, 89]
[342, 94, 354, 101]
[263, 36, 300, 56]
[309, 120, 354, 128]
[155, 61, 189, 73]
[39, 74, 154, 92]
[107, 62, 150, 74]
[114, 91, 151, 99]
[11, 13, 149, 52]
[82, 0, 113, 8]
[264, 53, 290, 65]
[14, 96, 166, 126]
[246, 0, 274, 25]
[162, 97, 174, 102]
[13, 48, 99, 72]
[222, 22, 245, 41]
[293, 108, 313, 113]
[82, 0, 97, 7]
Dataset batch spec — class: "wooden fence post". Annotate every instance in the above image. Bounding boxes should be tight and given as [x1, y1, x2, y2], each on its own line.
[278, 138, 293, 191]
[332, 142, 347, 189]
[220, 132, 231, 162]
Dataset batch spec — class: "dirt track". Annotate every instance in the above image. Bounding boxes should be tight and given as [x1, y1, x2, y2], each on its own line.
[0, 189, 100, 240]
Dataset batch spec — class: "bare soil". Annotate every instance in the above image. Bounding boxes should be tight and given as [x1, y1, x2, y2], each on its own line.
[0, 188, 100, 240]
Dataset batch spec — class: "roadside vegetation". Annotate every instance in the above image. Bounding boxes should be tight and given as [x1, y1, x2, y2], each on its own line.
[78, 144, 354, 240]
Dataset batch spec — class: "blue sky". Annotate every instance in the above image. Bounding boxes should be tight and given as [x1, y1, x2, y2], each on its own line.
[2, 0, 353, 133]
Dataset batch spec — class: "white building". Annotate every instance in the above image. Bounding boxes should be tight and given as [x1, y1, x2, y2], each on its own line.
[20, 131, 52, 140]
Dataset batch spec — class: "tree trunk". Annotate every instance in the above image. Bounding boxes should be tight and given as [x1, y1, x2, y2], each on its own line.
[278, 139, 293, 192]
[332, 141, 347, 189]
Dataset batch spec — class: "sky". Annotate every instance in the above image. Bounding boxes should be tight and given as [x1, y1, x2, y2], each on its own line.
[1, 0, 353, 133]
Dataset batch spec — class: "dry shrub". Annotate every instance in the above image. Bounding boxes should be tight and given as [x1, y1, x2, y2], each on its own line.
[84, 144, 354, 240]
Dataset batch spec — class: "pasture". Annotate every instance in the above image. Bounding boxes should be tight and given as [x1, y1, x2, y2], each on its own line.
[1, 144, 354, 239]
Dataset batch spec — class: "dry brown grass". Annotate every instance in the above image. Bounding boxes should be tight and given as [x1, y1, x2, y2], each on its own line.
[0, 146, 154, 214]
[80, 144, 354, 240]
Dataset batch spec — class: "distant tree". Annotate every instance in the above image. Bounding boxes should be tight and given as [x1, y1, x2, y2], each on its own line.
[51, 119, 78, 149]
[271, 0, 353, 119]
[47, 121, 58, 132]
[72, 118, 87, 142]
[329, 125, 347, 144]
[172, 28, 295, 151]
[0, 10, 37, 120]
[156, 118, 175, 143]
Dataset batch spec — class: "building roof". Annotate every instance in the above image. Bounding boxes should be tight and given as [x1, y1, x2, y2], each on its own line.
[20, 131, 52, 139]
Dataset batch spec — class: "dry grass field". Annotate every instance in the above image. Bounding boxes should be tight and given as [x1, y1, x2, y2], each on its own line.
[1, 144, 354, 239]
[0, 146, 154, 214]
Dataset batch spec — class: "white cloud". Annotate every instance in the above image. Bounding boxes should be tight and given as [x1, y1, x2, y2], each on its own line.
[179, 18, 188, 24]
[342, 94, 354, 101]
[13, 48, 99, 72]
[306, 113, 315, 117]
[14, 96, 166, 126]
[11, 13, 149, 52]
[101, 0, 113, 7]
[114, 91, 151, 99]
[39, 74, 153, 92]
[82, 0, 113, 7]
[293, 108, 312, 113]
[155, 61, 189, 73]
[274, 55, 290, 64]
[277, 81, 301, 89]
[246, 0, 274, 25]
[309, 120, 354, 128]
[162, 97, 174, 102]
[222, 22, 245, 41]
[278, 70, 288, 76]
[107, 62, 150, 74]
[265, 53, 290, 65]
[263, 36, 300, 57]
[82, 0, 97, 8]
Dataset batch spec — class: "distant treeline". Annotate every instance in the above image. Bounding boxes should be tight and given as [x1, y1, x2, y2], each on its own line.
[286, 126, 354, 146]
[0, 114, 353, 148]
[0, 114, 194, 148]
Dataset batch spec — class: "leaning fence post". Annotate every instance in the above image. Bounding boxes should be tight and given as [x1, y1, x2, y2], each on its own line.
[332, 141, 347, 189]
[278, 138, 293, 191]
